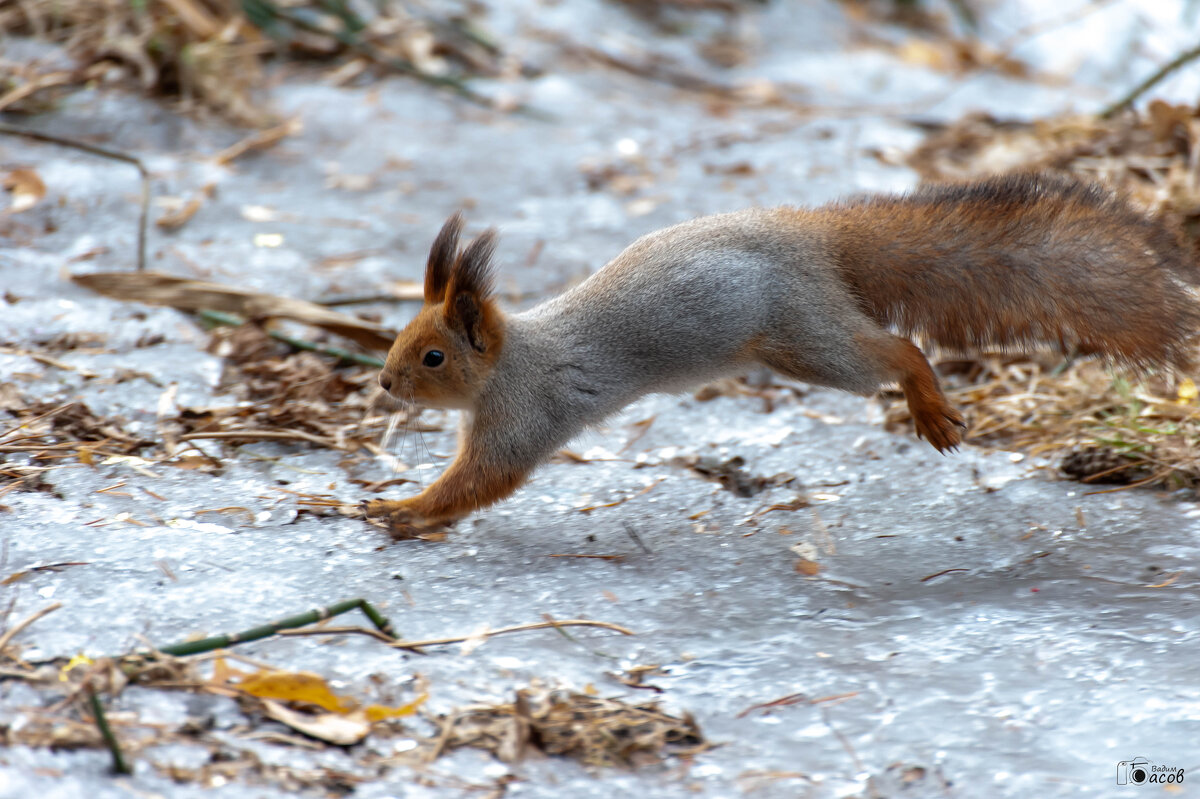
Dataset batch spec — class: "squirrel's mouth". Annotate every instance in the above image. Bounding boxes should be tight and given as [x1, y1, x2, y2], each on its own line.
[369, 385, 418, 413]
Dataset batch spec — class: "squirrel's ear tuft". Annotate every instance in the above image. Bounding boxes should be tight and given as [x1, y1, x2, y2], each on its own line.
[450, 228, 498, 300]
[445, 228, 500, 353]
[424, 212, 465, 303]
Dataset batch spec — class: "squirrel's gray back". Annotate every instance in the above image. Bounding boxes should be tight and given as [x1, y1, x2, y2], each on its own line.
[492, 208, 858, 426]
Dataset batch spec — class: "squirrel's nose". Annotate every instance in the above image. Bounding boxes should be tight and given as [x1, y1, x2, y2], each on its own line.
[378, 373, 393, 393]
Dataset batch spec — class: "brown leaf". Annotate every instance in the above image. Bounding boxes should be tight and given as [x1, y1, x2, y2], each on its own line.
[3, 167, 46, 213]
[156, 184, 215, 230]
[793, 558, 820, 576]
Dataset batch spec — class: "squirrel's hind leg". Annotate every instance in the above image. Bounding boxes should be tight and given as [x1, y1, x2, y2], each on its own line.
[877, 337, 965, 452]
[752, 329, 965, 453]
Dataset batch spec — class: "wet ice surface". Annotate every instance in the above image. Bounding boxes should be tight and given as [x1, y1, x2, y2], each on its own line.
[3, 1, 1200, 797]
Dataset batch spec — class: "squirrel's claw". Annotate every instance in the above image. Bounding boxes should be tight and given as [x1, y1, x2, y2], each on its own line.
[362, 498, 452, 540]
[912, 405, 967, 454]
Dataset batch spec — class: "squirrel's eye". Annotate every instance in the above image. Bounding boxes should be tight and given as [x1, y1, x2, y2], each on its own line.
[422, 350, 445, 368]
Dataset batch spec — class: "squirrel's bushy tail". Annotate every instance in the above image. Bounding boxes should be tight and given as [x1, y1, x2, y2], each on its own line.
[826, 173, 1200, 371]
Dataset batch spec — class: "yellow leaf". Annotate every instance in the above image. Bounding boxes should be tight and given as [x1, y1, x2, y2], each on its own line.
[60, 653, 93, 681]
[237, 669, 356, 713]
[210, 655, 252, 684]
[1177, 378, 1197, 404]
[896, 39, 946, 70]
[364, 693, 427, 722]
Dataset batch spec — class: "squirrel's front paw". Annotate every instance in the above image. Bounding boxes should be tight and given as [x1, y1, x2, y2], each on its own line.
[362, 499, 451, 541]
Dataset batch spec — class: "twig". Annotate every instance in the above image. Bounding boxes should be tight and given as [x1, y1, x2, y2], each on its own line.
[919, 568, 970, 583]
[0, 444, 130, 454]
[0, 72, 75, 113]
[1101, 42, 1200, 119]
[0, 345, 100, 377]
[176, 429, 341, 447]
[822, 706, 863, 773]
[427, 710, 462, 762]
[384, 618, 634, 649]
[563, 40, 745, 100]
[0, 402, 75, 442]
[576, 479, 666, 513]
[197, 310, 385, 368]
[274, 624, 423, 652]
[315, 292, 418, 307]
[1083, 468, 1174, 495]
[212, 118, 302, 165]
[622, 522, 651, 554]
[156, 598, 397, 657]
[87, 688, 132, 775]
[737, 690, 859, 718]
[0, 602, 63, 654]
[0, 122, 150, 271]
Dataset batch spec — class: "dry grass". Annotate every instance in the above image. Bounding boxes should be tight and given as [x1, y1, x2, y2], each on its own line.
[0, 0, 513, 123]
[907, 102, 1200, 243]
[435, 688, 709, 767]
[885, 355, 1200, 490]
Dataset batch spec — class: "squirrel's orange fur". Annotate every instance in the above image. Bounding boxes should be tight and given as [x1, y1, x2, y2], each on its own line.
[366, 174, 1200, 537]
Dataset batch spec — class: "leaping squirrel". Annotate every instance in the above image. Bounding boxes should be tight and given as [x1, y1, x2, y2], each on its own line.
[365, 173, 1200, 536]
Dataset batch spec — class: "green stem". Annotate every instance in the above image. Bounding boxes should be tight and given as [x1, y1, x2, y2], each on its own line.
[197, 309, 384, 368]
[157, 598, 397, 656]
[87, 689, 132, 775]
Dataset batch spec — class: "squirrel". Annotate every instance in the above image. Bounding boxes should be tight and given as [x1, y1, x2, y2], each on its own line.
[364, 173, 1200, 536]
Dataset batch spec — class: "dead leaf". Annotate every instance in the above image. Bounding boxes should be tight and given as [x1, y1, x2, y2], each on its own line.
[793, 558, 820, 576]
[459, 626, 490, 656]
[71, 272, 396, 351]
[156, 184, 215, 230]
[261, 699, 370, 746]
[237, 669, 355, 712]
[364, 694, 427, 722]
[3, 167, 46, 213]
[213, 118, 302, 166]
[388, 280, 424, 301]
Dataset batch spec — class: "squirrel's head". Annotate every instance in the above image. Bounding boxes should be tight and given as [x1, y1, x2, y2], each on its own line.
[378, 213, 504, 410]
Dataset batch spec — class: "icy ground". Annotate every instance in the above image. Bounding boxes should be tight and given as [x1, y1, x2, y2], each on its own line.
[2, 1, 1199, 797]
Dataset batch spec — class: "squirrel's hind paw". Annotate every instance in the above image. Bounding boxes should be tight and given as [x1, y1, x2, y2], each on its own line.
[912, 405, 966, 454]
